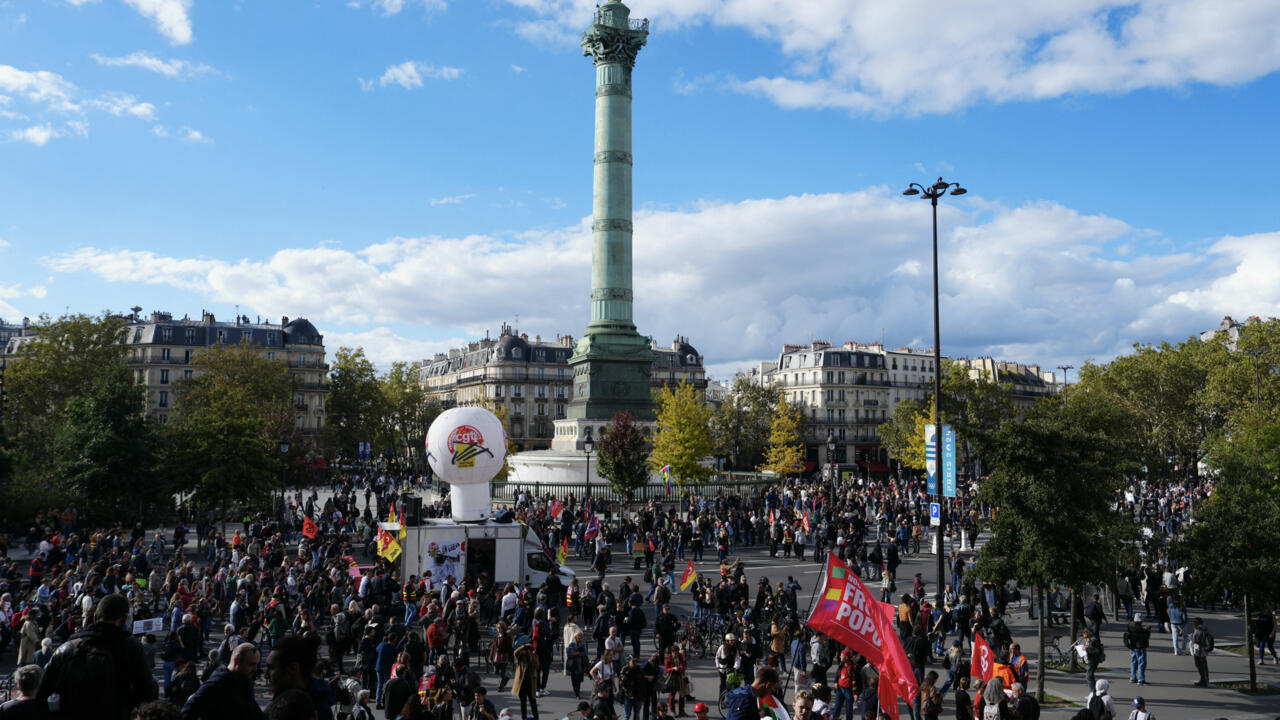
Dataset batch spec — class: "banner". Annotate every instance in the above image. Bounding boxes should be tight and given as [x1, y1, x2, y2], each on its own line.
[427, 539, 462, 581]
[942, 425, 957, 498]
[925, 424, 938, 495]
[972, 631, 995, 682]
[807, 555, 918, 710]
[680, 560, 697, 591]
[301, 516, 318, 539]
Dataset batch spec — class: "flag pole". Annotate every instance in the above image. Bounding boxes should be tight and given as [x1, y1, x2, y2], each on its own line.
[786, 552, 832, 703]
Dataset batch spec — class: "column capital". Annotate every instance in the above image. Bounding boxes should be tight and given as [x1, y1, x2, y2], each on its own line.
[581, 22, 648, 69]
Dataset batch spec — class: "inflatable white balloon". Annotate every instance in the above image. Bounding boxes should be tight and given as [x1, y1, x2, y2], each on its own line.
[426, 407, 508, 522]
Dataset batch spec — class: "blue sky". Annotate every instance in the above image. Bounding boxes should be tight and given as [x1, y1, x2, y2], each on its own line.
[3, 0, 1279, 378]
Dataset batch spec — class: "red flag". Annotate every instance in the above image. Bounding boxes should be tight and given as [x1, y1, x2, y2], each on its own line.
[301, 516, 318, 539]
[648, 539, 656, 552]
[550, 500, 565, 519]
[803, 512, 812, 533]
[972, 631, 996, 682]
[876, 601, 919, 709]
[584, 514, 599, 540]
[769, 508, 776, 524]
[878, 663, 900, 720]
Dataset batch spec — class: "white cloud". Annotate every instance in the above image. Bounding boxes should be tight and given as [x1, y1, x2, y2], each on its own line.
[373, 61, 464, 90]
[152, 124, 169, 137]
[39, 188, 1277, 372]
[10, 124, 58, 146]
[89, 92, 157, 119]
[0, 65, 78, 112]
[324, 328, 468, 368]
[122, 0, 193, 45]
[180, 126, 210, 143]
[430, 193, 475, 207]
[90, 52, 213, 78]
[502, 0, 1280, 115]
[66, 120, 90, 137]
[350, 0, 447, 16]
[511, 65, 526, 74]
[0, 238, 9, 249]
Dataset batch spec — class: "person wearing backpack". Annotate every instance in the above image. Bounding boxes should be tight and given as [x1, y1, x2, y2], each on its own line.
[1084, 679, 1114, 720]
[1189, 618, 1211, 687]
[36, 592, 158, 720]
[1079, 629, 1105, 692]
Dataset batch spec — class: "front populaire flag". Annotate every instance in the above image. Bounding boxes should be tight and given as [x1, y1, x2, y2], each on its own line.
[680, 560, 697, 590]
[301, 516, 318, 539]
[558, 537, 570, 564]
[971, 630, 996, 682]
[807, 554, 917, 708]
[803, 512, 811, 533]
[376, 528, 402, 562]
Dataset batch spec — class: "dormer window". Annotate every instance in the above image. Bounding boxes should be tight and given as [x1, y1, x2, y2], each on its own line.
[512, 347, 522, 359]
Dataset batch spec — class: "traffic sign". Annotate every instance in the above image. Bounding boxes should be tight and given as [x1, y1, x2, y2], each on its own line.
[929, 502, 941, 527]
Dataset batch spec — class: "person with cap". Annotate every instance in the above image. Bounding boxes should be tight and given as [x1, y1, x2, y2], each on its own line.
[716, 634, 740, 696]
[1124, 614, 1151, 685]
[692, 701, 710, 720]
[1126, 696, 1154, 720]
[1084, 679, 1115, 720]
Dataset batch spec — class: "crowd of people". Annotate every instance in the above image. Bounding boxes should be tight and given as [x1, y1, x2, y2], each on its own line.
[0, 469, 1263, 720]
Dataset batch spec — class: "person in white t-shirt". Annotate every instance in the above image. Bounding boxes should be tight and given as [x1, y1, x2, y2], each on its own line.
[1128, 695, 1155, 720]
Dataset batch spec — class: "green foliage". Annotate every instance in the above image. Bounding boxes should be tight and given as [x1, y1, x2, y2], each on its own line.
[710, 377, 782, 469]
[758, 396, 804, 476]
[1176, 465, 1280, 607]
[170, 342, 295, 512]
[939, 361, 1017, 468]
[379, 361, 441, 470]
[974, 393, 1137, 590]
[5, 313, 128, 460]
[650, 381, 715, 486]
[596, 411, 651, 496]
[323, 347, 386, 458]
[476, 397, 519, 481]
[879, 396, 932, 471]
[52, 364, 169, 520]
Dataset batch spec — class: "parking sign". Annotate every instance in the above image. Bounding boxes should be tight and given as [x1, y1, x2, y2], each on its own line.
[929, 502, 941, 527]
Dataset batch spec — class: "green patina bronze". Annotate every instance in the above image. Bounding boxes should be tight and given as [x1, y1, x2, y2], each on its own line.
[568, 0, 656, 422]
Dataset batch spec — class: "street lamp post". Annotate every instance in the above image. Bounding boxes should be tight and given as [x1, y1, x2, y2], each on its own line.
[583, 429, 595, 506]
[826, 429, 837, 481]
[903, 176, 967, 608]
[1057, 365, 1074, 399]
[279, 431, 291, 520]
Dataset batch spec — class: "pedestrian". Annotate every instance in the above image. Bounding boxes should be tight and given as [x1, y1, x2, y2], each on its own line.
[1009, 683, 1038, 720]
[1254, 606, 1277, 664]
[1126, 696, 1153, 720]
[1084, 679, 1115, 720]
[1079, 628, 1105, 692]
[182, 642, 266, 720]
[0, 664, 43, 718]
[953, 676, 973, 720]
[1190, 618, 1211, 687]
[1124, 614, 1151, 685]
[513, 638, 541, 720]
[1166, 596, 1187, 656]
[568, 631, 589, 699]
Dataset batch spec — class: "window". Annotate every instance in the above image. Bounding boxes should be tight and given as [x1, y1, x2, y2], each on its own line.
[184, 370, 192, 380]
[158, 391, 169, 408]
[217, 330, 226, 343]
[526, 552, 553, 572]
[267, 351, 275, 361]
[494, 385, 504, 397]
[556, 368, 567, 381]
[268, 332, 277, 346]
[161, 348, 171, 361]
[826, 371, 833, 383]
[537, 403, 547, 416]
[132, 328, 142, 343]
[838, 428, 846, 440]
[838, 409, 845, 422]
[135, 369, 144, 384]
[185, 328, 196, 344]
[536, 386, 547, 399]
[556, 387, 567, 399]
[827, 409, 834, 422]
[157, 414, 167, 425]
[298, 353, 307, 365]
[536, 367, 546, 380]
[838, 371, 845, 384]
[556, 403, 566, 419]
[160, 327, 172, 342]
[892, 358, 898, 370]
[512, 385, 523, 397]
[838, 389, 846, 401]
[160, 369, 169, 384]
[512, 347, 522, 359]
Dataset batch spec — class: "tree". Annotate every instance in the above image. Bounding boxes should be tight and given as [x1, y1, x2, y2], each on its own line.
[758, 396, 804, 476]
[650, 381, 715, 487]
[939, 361, 1017, 476]
[878, 397, 929, 471]
[710, 377, 782, 470]
[973, 394, 1136, 702]
[1176, 464, 1280, 692]
[596, 411, 651, 496]
[379, 361, 442, 471]
[52, 364, 169, 520]
[170, 342, 295, 515]
[323, 347, 386, 459]
[4, 313, 128, 460]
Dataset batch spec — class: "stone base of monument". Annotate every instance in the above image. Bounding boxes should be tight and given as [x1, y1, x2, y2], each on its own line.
[508, 417, 664, 489]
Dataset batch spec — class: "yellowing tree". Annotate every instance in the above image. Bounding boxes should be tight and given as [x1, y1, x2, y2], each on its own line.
[758, 396, 805, 476]
[879, 395, 939, 471]
[649, 381, 716, 486]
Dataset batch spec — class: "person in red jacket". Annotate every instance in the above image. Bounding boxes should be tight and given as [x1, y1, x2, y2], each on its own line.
[426, 617, 447, 665]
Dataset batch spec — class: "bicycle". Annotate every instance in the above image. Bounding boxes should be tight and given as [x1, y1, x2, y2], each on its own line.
[1042, 634, 1068, 666]
[717, 671, 745, 719]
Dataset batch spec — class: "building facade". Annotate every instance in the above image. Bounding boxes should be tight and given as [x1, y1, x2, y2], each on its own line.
[762, 341, 936, 472]
[421, 326, 706, 451]
[950, 357, 1058, 411]
[2, 310, 329, 434]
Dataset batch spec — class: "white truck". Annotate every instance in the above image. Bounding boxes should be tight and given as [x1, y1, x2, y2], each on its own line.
[390, 518, 575, 588]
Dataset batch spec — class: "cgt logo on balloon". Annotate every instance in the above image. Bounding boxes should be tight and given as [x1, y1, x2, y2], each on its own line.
[447, 424, 492, 468]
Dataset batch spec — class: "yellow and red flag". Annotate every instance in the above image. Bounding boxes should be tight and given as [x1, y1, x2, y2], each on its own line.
[679, 560, 697, 591]
[557, 537, 569, 564]
[376, 528, 402, 562]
